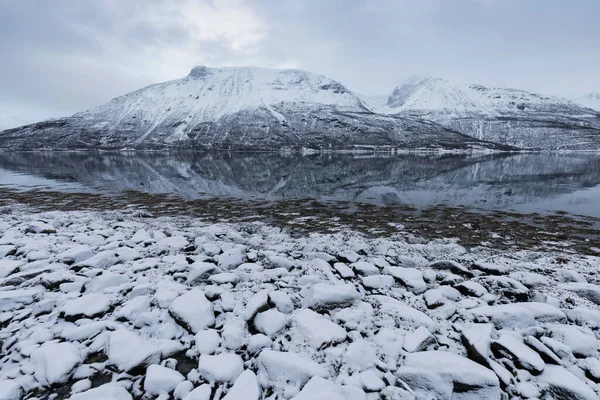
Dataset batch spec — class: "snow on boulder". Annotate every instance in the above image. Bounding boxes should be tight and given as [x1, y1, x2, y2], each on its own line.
[62, 293, 111, 321]
[107, 330, 160, 373]
[114, 295, 151, 325]
[492, 333, 545, 374]
[187, 262, 223, 285]
[195, 329, 221, 354]
[31, 342, 82, 386]
[370, 295, 435, 330]
[460, 323, 495, 366]
[403, 326, 436, 353]
[471, 261, 511, 276]
[338, 250, 360, 264]
[169, 289, 214, 333]
[84, 271, 129, 293]
[428, 260, 473, 278]
[294, 309, 347, 348]
[222, 370, 260, 400]
[384, 266, 427, 293]
[254, 309, 287, 337]
[144, 364, 185, 397]
[222, 318, 248, 350]
[57, 245, 94, 265]
[157, 235, 188, 251]
[73, 250, 118, 269]
[546, 324, 599, 357]
[397, 351, 501, 400]
[455, 281, 488, 297]
[538, 365, 598, 400]
[27, 221, 56, 234]
[517, 302, 566, 323]
[69, 384, 133, 400]
[469, 304, 534, 328]
[302, 283, 360, 312]
[333, 262, 355, 279]
[217, 248, 245, 270]
[0, 288, 43, 311]
[0, 380, 23, 400]
[361, 275, 395, 290]
[0, 260, 22, 278]
[291, 376, 346, 400]
[352, 261, 380, 276]
[182, 384, 211, 400]
[257, 350, 328, 390]
[566, 306, 600, 329]
[268, 291, 295, 314]
[197, 353, 244, 382]
[267, 255, 294, 270]
[563, 282, 600, 305]
[244, 290, 270, 321]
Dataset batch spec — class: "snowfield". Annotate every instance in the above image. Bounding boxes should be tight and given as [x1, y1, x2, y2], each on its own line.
[0, 207, 599, 399]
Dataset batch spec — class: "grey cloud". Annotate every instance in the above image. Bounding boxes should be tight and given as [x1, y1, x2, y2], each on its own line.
[0, 0, 599, 124]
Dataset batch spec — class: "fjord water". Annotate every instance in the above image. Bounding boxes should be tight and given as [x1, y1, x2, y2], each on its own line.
[1, 151, 600, 217]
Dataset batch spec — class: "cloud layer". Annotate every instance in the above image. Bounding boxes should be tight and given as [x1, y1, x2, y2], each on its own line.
[1, 0, 599, 124]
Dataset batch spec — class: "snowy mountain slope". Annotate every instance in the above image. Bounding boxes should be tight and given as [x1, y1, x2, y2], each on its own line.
[0, 67, 501, 151]
[367, 76, 600, 150]
[572, 93, 600, 111]
[1, 68, 599, 150]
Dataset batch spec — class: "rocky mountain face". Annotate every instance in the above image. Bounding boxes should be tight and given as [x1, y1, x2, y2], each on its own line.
[1, 68, 599, 151]
[369, 76, 600, 150]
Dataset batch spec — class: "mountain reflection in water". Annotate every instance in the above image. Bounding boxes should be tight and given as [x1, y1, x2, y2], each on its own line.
[1, 151, 600, 217]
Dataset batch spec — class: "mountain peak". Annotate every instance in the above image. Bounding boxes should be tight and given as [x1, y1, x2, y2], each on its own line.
[386, 75, 449, 108]
[188, 66, 212, 79]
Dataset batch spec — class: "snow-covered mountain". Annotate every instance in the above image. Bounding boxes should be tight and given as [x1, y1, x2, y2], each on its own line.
[572, 93, 600, 111]
[1, 67, 495, 151]
[366, 76, 600, 150]
[1, 68, 599, 151]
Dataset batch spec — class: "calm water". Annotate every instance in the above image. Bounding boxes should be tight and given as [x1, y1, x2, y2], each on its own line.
[1, 151, 600, 217]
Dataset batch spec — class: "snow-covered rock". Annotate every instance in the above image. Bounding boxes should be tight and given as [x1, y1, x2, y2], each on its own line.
[257, 350, 328, 390]
[403, 327, 436, 353]
[222, 370, 260, 400]
[492, 333, 545, 374]
[69, 384, 133, 400]
[538, 365, 598, 400]
[197, 353, 244, 382]
[384, 266, 427, 293]
[144, 364, 185, 397]
[31, 342, 82, 386]
[294, 309, 347, 348]
[62, 294, 111, 321]
[169, 289, 214, 333]
[0, 380, 22, 400]
[292, 376, 345, 400]
[397, 351, 501, 399]
[107, 329, 160, 373]
[302, 283, 360, 311]
[194, 329, 220, 354]
[254, 309, 287, 337]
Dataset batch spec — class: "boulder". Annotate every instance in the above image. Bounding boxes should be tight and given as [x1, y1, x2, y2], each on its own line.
[397, 351, 501, 400]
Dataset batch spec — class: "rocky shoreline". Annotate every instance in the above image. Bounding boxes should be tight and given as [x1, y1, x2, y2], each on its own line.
[0, 207, 599, 399]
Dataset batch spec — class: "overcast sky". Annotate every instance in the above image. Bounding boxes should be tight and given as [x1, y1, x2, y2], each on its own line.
[1, 0, 599, 125]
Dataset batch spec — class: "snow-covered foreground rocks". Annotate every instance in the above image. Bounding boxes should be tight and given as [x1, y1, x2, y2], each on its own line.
[0, 209, 599, 399]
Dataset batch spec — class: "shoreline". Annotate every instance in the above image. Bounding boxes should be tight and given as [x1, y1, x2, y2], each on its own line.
[0, 207, 599, 399]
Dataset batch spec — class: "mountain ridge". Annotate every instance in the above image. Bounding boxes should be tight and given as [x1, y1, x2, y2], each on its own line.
[1, 66, 599, 151]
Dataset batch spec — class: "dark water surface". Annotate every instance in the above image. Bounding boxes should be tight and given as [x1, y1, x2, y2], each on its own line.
[1, 151, 599, 217]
